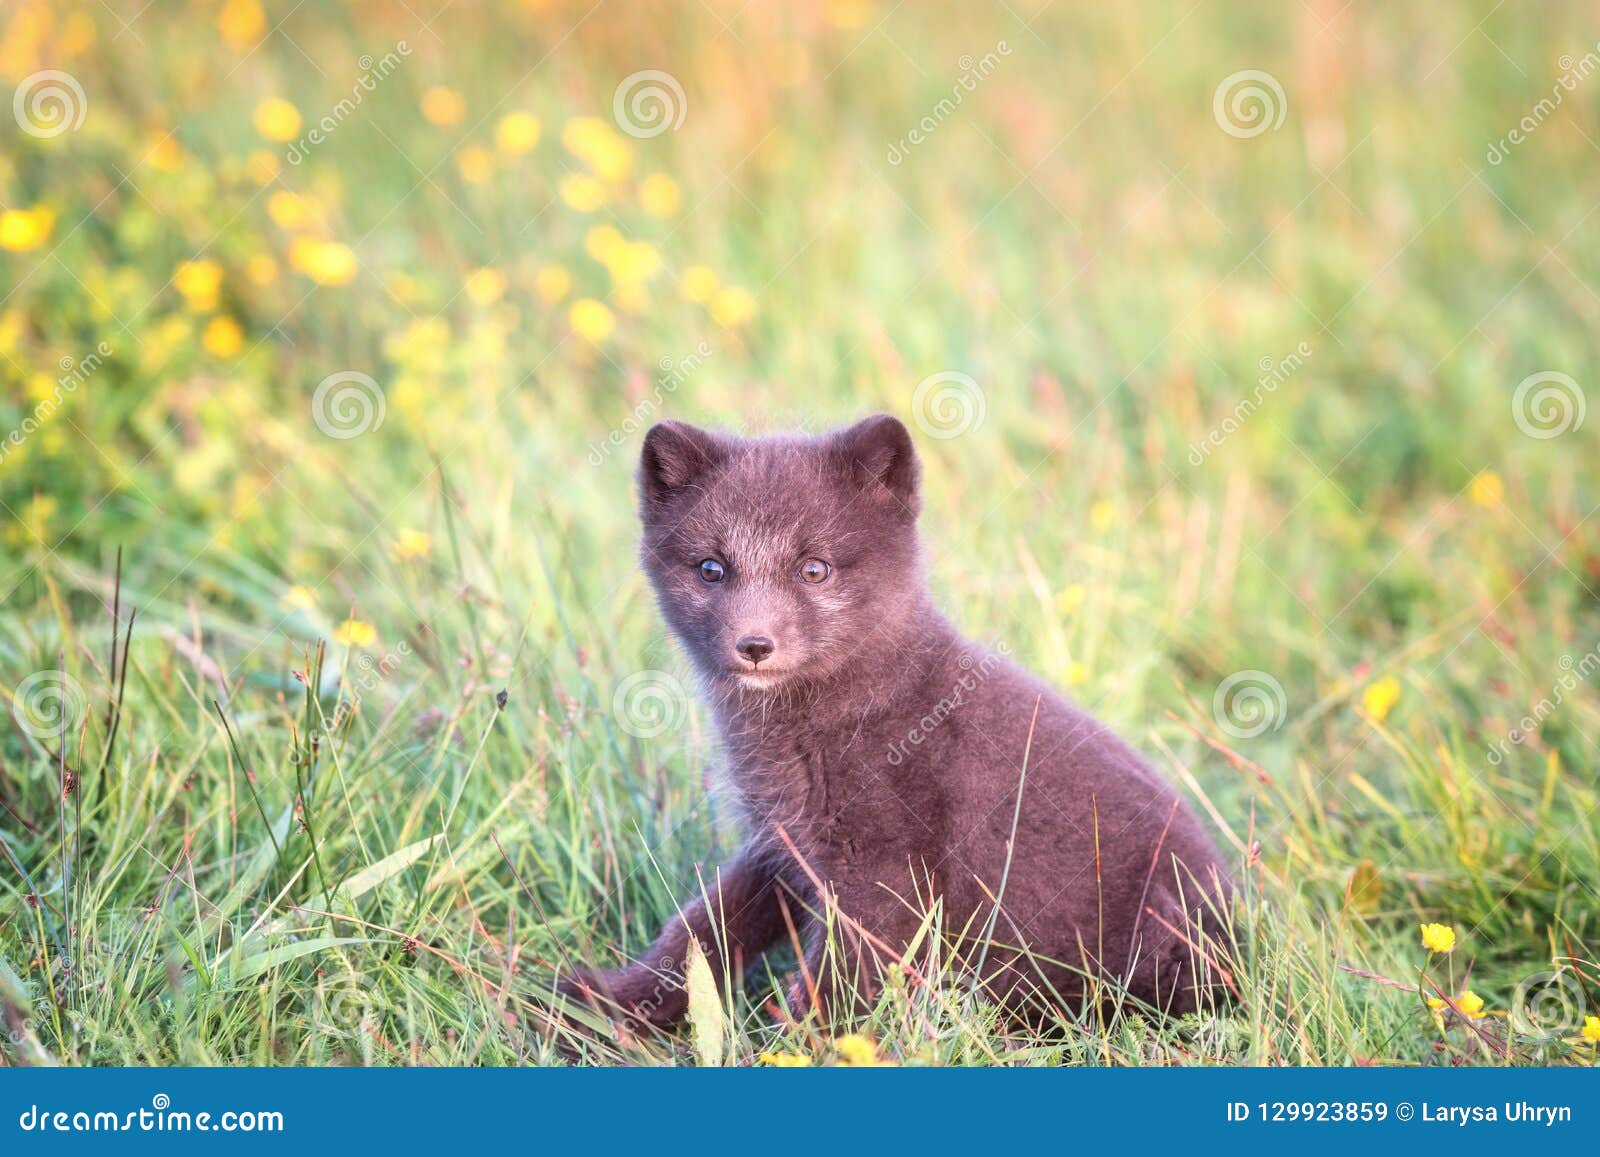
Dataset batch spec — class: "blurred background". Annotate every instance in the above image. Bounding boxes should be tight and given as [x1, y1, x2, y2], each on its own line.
[0, 1, 1597, 1064]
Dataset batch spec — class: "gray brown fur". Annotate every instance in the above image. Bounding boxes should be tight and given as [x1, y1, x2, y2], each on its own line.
[562, 414, 1232, 1032]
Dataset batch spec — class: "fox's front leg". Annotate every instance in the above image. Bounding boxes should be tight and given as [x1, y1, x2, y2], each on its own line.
[561, 841, 801, 1031]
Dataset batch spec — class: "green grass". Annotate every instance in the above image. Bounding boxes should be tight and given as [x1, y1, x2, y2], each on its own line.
[2, 0, 1599, 1066]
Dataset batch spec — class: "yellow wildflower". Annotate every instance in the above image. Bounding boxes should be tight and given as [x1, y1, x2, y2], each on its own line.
[0, 207, 55, 253]
[584, 225, 625, 264]
[832, 1034, 882, 1066]
[1582, 1015, 1600, 1043]
[559, 174, 608, 212]
[246, 150, 280, 185]
[1067, 661, 1089, 686]
[144, 135, 185, 172]
[681, 265, 718, 303]
[1055, 584, 1086, 615]
[173, 260, 223, 311]
[562, 116, 631, 182]
[1363, 676, 1401, 721]
[1419, 923, 1456, 954]
[608, 241, 660, 286]
[420, 86, 465, 126]
[289, 238, 357, 286]
[1456, 990, 1485, 1019]
[394, 528, 431, 560]
[709, 286, 756, 327]
[638, 173, 681, 217]
[217, 0, 266, 48]
[267, 190, 314, 229]
[494, 111, 541, 155]
[534, 265, 570, 303]
[757, 1051, 812, 1067]
[1089, 500, 1115, 532]
[456, 145, 494, 184]
[334, 619, 378, 648]
[464, 267, 506, 305]
[1468, 470, 1503, 508]
[568, 298, 614, 343]
[253, 98, 302, 142]
[281, 585, 317, 611]
[202, 316, 244, 358]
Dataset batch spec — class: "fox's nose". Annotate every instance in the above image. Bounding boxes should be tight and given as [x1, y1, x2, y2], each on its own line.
[735, 635, 775, 665]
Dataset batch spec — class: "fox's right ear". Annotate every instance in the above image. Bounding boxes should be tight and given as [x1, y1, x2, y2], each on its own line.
[639, 421, 725, 508]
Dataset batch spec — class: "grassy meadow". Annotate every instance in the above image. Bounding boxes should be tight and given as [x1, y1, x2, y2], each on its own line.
[2, 0, 1599, 1066]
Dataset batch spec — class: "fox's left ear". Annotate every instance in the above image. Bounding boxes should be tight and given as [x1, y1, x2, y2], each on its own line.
[833, 414, 921, 516]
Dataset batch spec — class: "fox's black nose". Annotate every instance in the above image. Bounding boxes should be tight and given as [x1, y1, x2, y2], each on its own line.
[735, 635, 775, 665]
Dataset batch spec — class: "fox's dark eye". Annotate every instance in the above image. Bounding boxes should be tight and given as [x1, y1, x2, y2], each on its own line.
[698, 559, 726, 583]
[799, 558, 831, 584]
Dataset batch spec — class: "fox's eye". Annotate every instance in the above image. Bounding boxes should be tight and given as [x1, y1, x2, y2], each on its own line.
[799, 558, 831, 584]
[698, 559, 726, 583]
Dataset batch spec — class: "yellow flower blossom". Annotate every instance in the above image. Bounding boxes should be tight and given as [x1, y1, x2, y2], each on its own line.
[757, 1051, 812, 1067]
[246, 150, 280, 185]
[638, 173, 681, 217]
[1089, 500, 1115, 532]
[282, 585, 317, 611]
[1419, 923, 1455, 954]
[1468, 470, 1503, 508]
[420, 86, 465, 126]
[456, 145, 494, 184]
[202, 316, 244, 358]
[267, 191, 315, 230]
[560, 174, 608, 212]
[334, 619, 378, 648]
[289, 238, 357, 286]
[253, 98, 302, 142]
[832, 1034, 882, 1066]
[245, 254, 278, 285]
[0, 207, 55, 252]
[494, 111, 541, 155]
[534, 265, 570, 303]
[568, 298, 614, 343]
[394, 528, 431, 560]
[1363, 676, 1401, 722]
[144, 134, 185, 172]
[217, 0, 266, 48]
[681, 265, 718, 303]
[1055, 583, 1086, 615]
[1582, 1015, 1600, 1043]
[1067, 661, 1089, 686]
[464, 267, 506, 305]
[1455, 990, 1485, 1019]
[173, 260, 223, 311]
[562, 116, 631, 182]
[607, 241, 660, 286]
[584, 225, 625, 264]
[709, 286, 756, 327]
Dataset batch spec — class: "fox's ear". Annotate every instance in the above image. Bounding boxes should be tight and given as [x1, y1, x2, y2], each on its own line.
[640, 421, 725, 508]
[833, 414, 920, 516]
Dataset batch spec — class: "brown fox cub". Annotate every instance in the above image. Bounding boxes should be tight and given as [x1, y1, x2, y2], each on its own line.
[563, 414, 1232, 1029]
